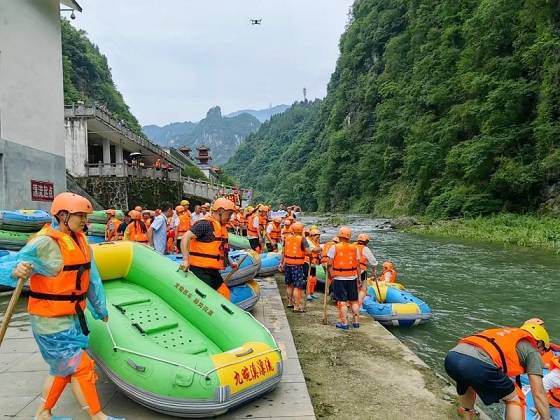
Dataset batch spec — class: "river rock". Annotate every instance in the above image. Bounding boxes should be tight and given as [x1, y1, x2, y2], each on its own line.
[390, 216, 419, 229]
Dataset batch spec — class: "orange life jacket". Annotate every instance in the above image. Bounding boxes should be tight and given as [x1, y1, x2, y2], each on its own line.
[305, 237, 320, 265]
[267, 221, 281, 242]
[143, 218, 152, 228]
[105, 218, 122, 241]
[28, 225, 91, 332]
[188, 216, 228, 270]
[381, 268, 397, 283]
[177, 213, 191, 236]
[460, 328, 538, 376]
[354, 242, 369, 271]
[284, 234, 305, 265]
[126, 221, 148, 243]
[331, 242, 358, 278]
[237, 212, 246, 228]
[548, 362, 560, 408]
[247, 214, 259, 237]
[259, 214, 268, 229]
[321, 241, 335, 265]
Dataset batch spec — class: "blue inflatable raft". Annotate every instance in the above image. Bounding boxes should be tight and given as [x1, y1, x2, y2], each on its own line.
[0, 210, 51, 232]
[258, 251, 281, 277]
[362, 284, 432, 327]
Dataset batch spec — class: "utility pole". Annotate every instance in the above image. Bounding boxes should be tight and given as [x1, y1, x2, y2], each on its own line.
[303, 87, 307, 102]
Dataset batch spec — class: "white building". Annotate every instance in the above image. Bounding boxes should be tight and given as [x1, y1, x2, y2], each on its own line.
[0, 0, 81, 210]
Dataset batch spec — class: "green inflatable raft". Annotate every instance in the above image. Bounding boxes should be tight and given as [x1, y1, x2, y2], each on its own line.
[87, 242, 282, 417]
[228, 233, 251, 250]
[0, 229, 32, 251]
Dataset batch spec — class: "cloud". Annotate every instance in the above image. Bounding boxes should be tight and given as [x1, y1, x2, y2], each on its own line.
[71, 0, 354, 125]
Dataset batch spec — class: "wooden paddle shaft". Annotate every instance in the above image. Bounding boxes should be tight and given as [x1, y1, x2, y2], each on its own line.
[0, 277, 26, 347]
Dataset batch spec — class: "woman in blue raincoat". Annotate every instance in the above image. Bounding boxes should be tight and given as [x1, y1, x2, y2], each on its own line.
[0, 193, 123, 420]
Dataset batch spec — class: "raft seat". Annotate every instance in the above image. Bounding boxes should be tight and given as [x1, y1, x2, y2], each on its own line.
[112, 290, 210, 355]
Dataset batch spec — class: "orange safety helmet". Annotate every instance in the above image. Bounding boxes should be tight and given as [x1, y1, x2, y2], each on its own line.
[283, 219, 292, 226]
[128, 210, 141, 220]
[212, 197, 236, 211]
[291, 222, 304, 234]
[309, 228, 321, 236]
[51, 192, 93, 216]
[175, 205, 185, 213]
[357, 233, 370, 242]
[142, 210, 151, 216]
[337, 226, 352, 240]
[134, 206, 142, 212]
[105, 208, 116, 217]
[383, 261, 394, 270]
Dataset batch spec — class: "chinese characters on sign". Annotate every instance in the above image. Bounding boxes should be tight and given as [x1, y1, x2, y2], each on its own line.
[233, 357, 275, 386]
[31, 180, 54, 202]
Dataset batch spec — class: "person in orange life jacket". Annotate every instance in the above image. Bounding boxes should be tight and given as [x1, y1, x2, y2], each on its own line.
[164, 207, 178, 254]
[141, 210, 152, 228]
[104, 209, 122, 241]
[246, 206, 264, 252]
[3, 193, 123, 420]
[444, 321, 552, 420]
[179, 198, 237, 301]
[354, 233, 378, 306]
[305, 228, 322, 301]
[257, 205, 269, 252]
[236, 208, 247, 236]
[320, 236, 339, 283]
[279, 222, 316, 312]
[541, 357, 560, 420]
[380, 261, 397, 283]
[327, 226, 362, 330]
[115, 214, 130, 240]
[281, 219, 292, 241]
[124, 210, 148, 243]
[174, 205, 191, 251]
[265, 217, 282, 252]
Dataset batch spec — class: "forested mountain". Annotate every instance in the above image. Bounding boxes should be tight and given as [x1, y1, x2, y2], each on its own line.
[225, 105, 290, 122]
[225, 0, 560, 217]
[143, 107, 261, 164]
[61, 19, 143, 136]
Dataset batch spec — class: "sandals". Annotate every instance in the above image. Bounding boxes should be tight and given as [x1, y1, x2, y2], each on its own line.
[293, 308, 306, 313]
[335, 322, 349, 330]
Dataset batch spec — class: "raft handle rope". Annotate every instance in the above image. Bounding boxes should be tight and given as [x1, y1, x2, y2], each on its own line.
[105, 323, 281, 379]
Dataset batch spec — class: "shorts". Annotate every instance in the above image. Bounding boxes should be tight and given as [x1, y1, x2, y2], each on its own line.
[332, 279, 359, 302]
[284, 264, 306, 289]
[444, 351, 515, 405]
[241, 228, 247, 237]
[248, 238, 260, 251]
[189, 267, 224, 291]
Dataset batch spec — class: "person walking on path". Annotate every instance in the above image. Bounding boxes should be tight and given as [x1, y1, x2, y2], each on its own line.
[279, 222, 314, 312]
[179, 198, 237, 300]
[327, 227, 361, 330]
[0, 193, 123, 420]
[444, 321, 552, 420]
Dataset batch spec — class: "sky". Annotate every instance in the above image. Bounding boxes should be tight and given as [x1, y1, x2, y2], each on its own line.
[69, 0, 354, 126]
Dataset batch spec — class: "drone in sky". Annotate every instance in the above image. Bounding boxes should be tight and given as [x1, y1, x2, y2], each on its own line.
[250, 19, 262, 25]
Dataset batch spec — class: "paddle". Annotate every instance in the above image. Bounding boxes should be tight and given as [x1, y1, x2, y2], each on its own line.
[373, 273, 384, 304]
[322, 269, 331, 325]
[223, 253, 249, 285]
[0, 277, 26, 347]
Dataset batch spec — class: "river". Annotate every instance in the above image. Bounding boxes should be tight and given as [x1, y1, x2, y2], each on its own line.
[305, 215, 560, 418]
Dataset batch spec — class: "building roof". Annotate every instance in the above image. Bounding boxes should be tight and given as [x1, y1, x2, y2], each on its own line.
[60, 0, 82, 12]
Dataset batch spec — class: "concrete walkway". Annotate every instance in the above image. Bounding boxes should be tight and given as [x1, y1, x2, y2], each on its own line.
[0, 277, 315, 419]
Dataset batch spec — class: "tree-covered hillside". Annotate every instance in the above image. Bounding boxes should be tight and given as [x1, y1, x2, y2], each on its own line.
[225, 0, 560, 217]
[61, 19, 143, 136]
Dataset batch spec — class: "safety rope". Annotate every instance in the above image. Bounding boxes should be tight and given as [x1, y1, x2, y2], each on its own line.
[104, 323, 281, 379]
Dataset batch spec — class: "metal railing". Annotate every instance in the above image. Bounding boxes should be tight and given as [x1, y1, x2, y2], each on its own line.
[64, 104, 184, 169]
[86, 163, 252, 201]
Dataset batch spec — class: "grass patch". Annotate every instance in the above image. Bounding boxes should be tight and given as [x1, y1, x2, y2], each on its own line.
[405, 213, 560, 253]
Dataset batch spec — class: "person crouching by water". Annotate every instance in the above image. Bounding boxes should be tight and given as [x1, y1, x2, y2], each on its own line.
[123, 210, 148, 243]
[0, 193, 123, 420]
[444, 321, 552, 420]
[179, 198, 236, 300]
